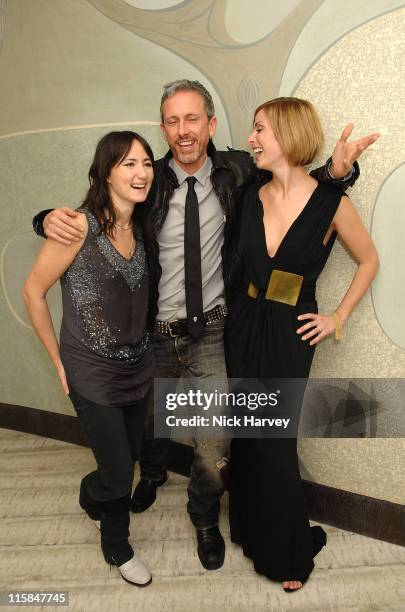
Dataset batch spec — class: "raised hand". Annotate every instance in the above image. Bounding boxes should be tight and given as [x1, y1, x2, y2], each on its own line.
[331, 124, 380, 179]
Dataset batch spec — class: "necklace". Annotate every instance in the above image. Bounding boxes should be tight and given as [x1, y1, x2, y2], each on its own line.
[115, 221, 133, 230]
[128, 234, 135, 258]
[110, 222, 135, 258]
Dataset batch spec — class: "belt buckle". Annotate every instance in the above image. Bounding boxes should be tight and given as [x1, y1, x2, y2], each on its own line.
[265, 269, 303, 306]
[247, 271, 303, 306]
[167, 321, 180, 338]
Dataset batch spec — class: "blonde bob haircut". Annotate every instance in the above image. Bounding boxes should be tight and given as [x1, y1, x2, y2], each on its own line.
[254, 97, 324, 166]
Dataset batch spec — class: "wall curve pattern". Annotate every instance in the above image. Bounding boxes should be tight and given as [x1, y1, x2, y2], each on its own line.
[371, 163, 405, 351]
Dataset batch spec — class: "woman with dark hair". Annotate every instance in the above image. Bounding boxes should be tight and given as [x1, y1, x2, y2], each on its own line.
[225, 98, 379, 591]
[24, 131, 155, 586]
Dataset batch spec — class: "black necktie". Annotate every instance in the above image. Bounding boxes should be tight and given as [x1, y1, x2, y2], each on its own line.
[184, 176, 204, 338]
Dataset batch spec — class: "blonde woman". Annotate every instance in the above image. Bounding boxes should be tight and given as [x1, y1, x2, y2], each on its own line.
[225, 98, 379, 591]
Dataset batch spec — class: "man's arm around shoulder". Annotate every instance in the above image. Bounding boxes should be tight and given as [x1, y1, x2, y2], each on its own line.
[32, 207, 84, 244]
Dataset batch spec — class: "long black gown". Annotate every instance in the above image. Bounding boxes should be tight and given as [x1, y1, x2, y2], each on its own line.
[225, 179, 343, 582]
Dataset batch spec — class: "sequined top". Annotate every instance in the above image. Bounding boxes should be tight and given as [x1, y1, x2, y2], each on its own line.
[60, 208, 154, 406]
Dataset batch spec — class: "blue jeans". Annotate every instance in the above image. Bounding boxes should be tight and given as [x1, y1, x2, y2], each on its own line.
[141, 318, 229, 528]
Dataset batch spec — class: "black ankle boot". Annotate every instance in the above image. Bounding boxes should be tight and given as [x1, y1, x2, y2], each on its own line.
[131, 474, 168, 513]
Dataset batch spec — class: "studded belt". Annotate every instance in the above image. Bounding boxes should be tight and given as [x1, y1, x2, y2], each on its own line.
[154, 304, 227, 338]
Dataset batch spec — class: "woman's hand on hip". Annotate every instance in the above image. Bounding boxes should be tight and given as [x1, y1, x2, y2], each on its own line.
[296, 313, 336, 346]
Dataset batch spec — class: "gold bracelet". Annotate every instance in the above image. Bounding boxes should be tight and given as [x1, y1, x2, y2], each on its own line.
[332, 312, 343, 341]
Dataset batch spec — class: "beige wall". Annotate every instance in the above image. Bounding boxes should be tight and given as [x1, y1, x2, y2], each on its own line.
[0, 0, 403, 505]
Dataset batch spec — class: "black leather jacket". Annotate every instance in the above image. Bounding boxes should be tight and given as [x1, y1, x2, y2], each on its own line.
[139, 141, 359, 330]
[33, 141, 359, 332]
[141, 140, 256, 329]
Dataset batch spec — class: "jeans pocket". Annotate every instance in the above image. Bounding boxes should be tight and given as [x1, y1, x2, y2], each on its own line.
[204, 318, 226, 334]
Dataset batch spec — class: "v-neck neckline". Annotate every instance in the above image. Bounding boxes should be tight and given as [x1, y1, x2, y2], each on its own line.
[258, 182, 320, 259]
[105, 234, 137, 263]
[80, 208, 146, 292]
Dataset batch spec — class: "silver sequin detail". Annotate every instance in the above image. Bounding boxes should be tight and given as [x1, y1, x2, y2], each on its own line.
[61, 209, 150, 362]
[85, 213, 146, 291]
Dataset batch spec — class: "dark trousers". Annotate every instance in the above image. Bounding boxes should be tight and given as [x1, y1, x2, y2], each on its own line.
[140, 318, 229, 528]
[69, 386, 149, 508]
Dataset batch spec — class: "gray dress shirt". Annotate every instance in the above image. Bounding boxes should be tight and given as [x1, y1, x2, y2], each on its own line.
[157, 156, 226, 321]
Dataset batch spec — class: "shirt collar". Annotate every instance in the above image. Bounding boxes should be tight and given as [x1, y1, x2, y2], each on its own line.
[169, 155, 212, 187]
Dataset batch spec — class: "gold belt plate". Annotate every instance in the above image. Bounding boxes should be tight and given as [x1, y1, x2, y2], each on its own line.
[248, 270, 303, 306]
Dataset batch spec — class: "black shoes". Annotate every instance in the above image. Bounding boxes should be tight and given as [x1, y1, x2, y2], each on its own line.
[130, 475, 168, 513]
[196, 526, 225, 570]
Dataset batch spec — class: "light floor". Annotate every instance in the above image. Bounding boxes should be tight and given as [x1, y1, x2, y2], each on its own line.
[0, 427, 404, 612]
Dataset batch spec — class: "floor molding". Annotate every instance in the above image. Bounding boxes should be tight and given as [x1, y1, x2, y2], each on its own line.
[1, 402, 403, 546]
[303, 480, 403, 546]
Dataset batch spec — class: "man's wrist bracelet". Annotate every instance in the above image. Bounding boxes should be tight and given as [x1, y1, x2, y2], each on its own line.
[327, 161, 354, 182]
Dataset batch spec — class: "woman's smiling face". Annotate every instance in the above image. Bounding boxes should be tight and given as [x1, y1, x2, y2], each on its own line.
[107, 139, 154, 207]
[248, 109, 285, 170]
